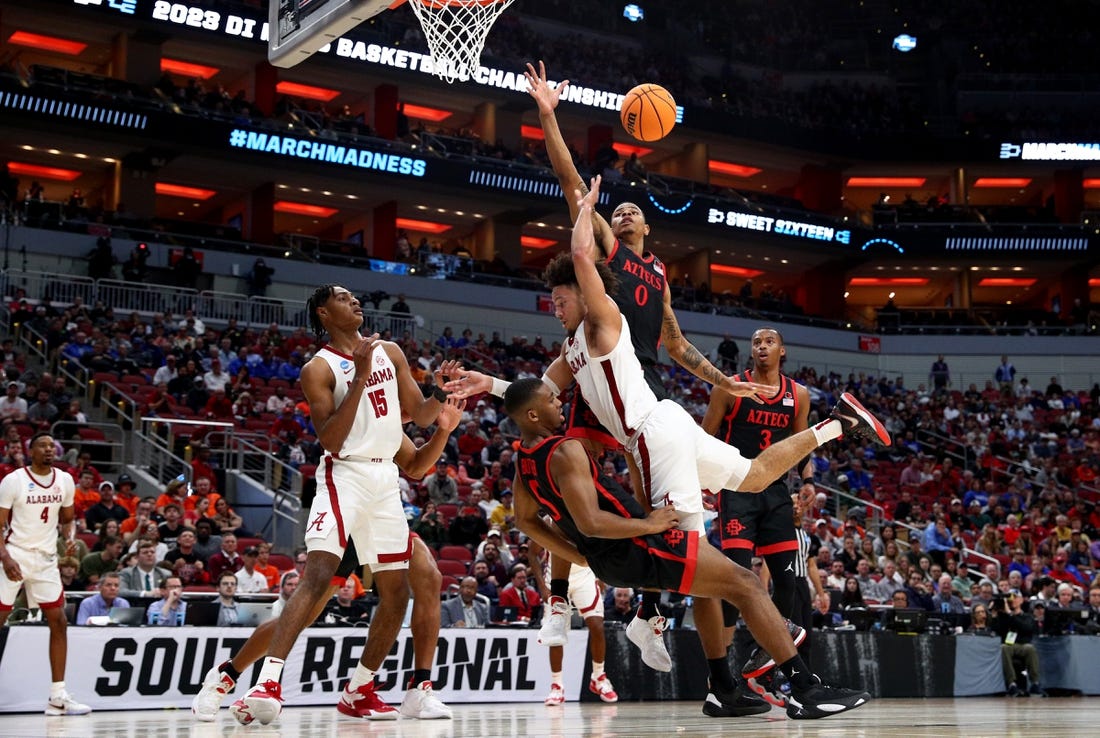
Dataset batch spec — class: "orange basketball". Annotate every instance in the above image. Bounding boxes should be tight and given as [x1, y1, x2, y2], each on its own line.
[620, 83, 677, 142]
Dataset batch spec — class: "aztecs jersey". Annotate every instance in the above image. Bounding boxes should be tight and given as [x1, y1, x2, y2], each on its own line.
[718, 370, 801, 460]
[516, 436, 647, 558]
[0, 466, 75, 553]
[313, 342, 403, 462]
[605, 240, 668, 400]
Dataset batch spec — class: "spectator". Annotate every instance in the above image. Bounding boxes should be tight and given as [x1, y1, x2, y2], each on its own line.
[146, 576, 187, 626]
[905, 571, 935, 611]
[215, 571, 241, 626]
[271, 571, 299, 619]
[322, 579, 372, 625]
[84, 482, 130, 532]
[265, 385, 295, 414]
[968, 603, 993, 634]
[994, 355, 1016, 394]
[164, 528, 209, 586]
[75, 572, 129, 624]
[79, 534, 124, 585]
[254, 542, 281, 590]
[187, 477, 222, 516]
[156, 504, 186, 548]
[207, 532, 242, 582]
[604, 587, 637, 624]
[72, 470, 101, 522]
[235, 545, 268, 594]
[441, 576, 489, 628]
[932, 574, 967, 614]
[497, 564, 541, 623]
[471, 559, 499, 604]
[840, 577, 865, 609]
[245, 258, 274, 297]
[449, 502, 488, 550]
[120, 497, 158, 545]
[114, 474, 139, 514]
[0, 381, 29, 422]
[991, 590, 1046, 696]
[58, 555, 85, 592]
[191, 518, 222, 561]
[211, 497, 247, 536]
[411, 501, 448, 550]
[152, 355, 178, 386]
[922, 517, 958, 567]
[119, 540, 172, 599]
[929, 355, 950, 394]
[190, 444, 219, 490]
[425, 459, 459, 504]
[26, 389, 59, 429]
[489, 488, 516, 532]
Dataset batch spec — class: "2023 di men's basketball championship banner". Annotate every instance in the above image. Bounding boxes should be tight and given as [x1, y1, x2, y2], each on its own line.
[0, 626, 589, 712]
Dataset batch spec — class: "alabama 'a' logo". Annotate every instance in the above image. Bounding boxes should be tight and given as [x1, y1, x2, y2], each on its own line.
[306, 511, 327, 532]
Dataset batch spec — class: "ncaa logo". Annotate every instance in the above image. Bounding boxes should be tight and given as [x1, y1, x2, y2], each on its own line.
[339, 360, 350, 371]
[27, 482, 36, 491]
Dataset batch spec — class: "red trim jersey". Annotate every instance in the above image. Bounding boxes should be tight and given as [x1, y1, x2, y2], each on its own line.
[314, 342, 403, 461]
[0, 466, 75, 554]
[605, 240, 668, 400]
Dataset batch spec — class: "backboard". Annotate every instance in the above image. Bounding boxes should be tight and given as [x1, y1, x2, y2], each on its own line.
[268, 0, 399, 68]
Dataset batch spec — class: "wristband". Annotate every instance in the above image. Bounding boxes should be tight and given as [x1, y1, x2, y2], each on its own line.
[490, 377, 510, 398]
[431, 386, 448, 402]
[540, 373, 561, 396]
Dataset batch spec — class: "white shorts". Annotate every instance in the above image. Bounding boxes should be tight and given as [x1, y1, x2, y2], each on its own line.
[304, 457, 411, 572]
[0, 545, 64, 610]
[543, 562, 604, 619]
[631, 400, 751, 532]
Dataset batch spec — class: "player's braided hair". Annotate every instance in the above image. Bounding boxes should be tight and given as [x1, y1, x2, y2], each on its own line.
[306, 284, 339, 340]
[541, 253, 619, 297]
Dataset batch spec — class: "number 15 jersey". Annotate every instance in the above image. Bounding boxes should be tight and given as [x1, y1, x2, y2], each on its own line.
[315, 342, 402, 462]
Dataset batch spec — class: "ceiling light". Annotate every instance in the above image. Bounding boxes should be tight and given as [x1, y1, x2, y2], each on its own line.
[7, 161, 81, 181]
[401, 103, 452, 122]
[395, 217, 451, 234]
[977, 278, 1037, 287]
[161, 58, 219, 79]
[156, 183, 216, 200]
[973, 178, 1032, 188]
[710, 265, 764, 278]
[848, 277, 930, 286]
[8, 31, 86, 56]
[846, 177, 927, 187]
[275, 81, 340, 102]
[708, 160, 762, 178]
[611, 142, 653, 158]
[274, 201, 338, 217]
[521, 236, 557, 249]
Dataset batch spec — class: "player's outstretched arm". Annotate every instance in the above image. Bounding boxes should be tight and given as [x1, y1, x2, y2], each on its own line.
[513, 472, 587, 567]
[384, 342, 445, 427]
[440, 357, 572, 400]
[571, 176, 620, 336]
[525, 60, 614, 254]
[701, 385, 734, 436]
[395, 396, 464, 479]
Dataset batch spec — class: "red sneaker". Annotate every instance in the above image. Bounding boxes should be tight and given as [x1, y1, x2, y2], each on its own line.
[337, 680, 399, 720]
[230, 680, 283, 726]
[589, 674, 619, 703]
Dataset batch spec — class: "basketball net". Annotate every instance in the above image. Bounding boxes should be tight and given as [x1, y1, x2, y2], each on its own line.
[407, 0, 516, 83]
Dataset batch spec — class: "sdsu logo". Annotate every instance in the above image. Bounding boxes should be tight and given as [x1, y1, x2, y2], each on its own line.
[725, 518, 745, 537]
[663, 529, 684, 547]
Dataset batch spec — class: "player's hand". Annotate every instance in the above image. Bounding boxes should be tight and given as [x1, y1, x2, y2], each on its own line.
[646, 505, 680, 533]
[352, 332, 381, 380]
[797, 482, 816, 511]
[433, 359, 463, 390]
[1, 552, 23, 582]
[720, 377, 777, 403]
[442, 367, 492, 399]
[64, 539, 76, 556]
[436, 395, 465, 433]
[575, 175, 602, 212]
[524, 60, 568, 114]
[701, 490, 718, 512]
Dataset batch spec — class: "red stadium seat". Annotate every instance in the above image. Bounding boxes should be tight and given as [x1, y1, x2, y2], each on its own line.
[268, 553, 295, 572]
[438, 545, 472, 564]
[436, 560, 468, 577]
[439, 575, 459, 592]
[77, 427, 106, 441]
[236, 537, 265, 551]
[298, 464, 318, 480]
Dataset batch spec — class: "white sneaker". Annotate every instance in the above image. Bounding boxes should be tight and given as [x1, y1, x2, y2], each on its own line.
[537, 596, 571, 647]
[588, 673, 619, 703]
[400, 680, 453, 719]
[45, 690, 92, 716]
[544, 683, 565, 706]
[192, 665, 236, 721]
[626, 610, 671, 672]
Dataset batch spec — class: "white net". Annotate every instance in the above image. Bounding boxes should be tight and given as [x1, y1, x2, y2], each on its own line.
[407, 0, 517, 84]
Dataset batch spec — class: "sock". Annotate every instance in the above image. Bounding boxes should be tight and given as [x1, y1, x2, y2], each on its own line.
[348, 663, 375, 692]
[550, 670, 562, 686]
[257, 657, 285, 685]
[707, 657, 735, 692]
[778, 655, 813, 691]
[591, 661, 605, 679]
[550, 578, 569, 601]
[50, 681, 65, 699]
[811, 419, 842, 445]
[409, 668, 431, 688]
[220, 660, 241, 683]
[640, 591, 660, 620]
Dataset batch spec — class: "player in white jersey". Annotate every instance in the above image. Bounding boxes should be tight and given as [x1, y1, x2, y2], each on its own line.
[0, 432, 91, 716]
[445, 176, 893, 717]
[236, 284, 452, 726]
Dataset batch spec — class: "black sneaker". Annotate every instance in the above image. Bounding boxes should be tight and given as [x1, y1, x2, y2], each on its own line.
[741, 621, 807, 680]
[829, 392, 892, 446]
[1028, 684, 1048, 698]
[787, 683, 870, 720]
[746, 667, 789, 708]
[1006, 683, 1022, 697]
[703, 683, 771, 718]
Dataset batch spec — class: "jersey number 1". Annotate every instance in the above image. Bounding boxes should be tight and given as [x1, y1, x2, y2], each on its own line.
[367, 389, 389, 418]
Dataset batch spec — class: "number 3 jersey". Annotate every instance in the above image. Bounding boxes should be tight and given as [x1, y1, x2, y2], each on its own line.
[315, 342, 403, 462]
[0, 467, 75, 553]
[717, 370, 801, 487]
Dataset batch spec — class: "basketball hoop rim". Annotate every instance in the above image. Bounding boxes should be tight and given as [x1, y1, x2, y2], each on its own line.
[409, 0, 508, 7]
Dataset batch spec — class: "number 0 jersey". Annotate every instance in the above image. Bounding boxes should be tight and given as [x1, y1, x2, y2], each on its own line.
[606, 240, 668, 400]
[314, 343, 403, 462]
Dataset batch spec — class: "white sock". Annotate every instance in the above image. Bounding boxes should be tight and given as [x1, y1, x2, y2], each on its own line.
[257, 657, 285, 685]
[550, 670, 562, 686]
[348, 663, 375, 692]
[811, 418, 842, 445]
[591, 661, 605, 678]
[50, 681, 65, 699]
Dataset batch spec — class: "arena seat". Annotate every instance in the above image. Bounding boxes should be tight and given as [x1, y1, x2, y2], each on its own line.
[436, 559, 468, 577]
[439, 575, 459, 592]
[268, 553, 295, 572]
[438, 545, 473, 564]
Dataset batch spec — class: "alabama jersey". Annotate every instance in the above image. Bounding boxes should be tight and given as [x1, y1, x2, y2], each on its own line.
[563, 303, 658, 449]
[314, 343, 403, 462]
[0, 466, 75, 553]
[605, 240, 667, 400]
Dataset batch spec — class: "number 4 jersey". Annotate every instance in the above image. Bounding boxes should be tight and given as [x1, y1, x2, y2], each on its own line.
[315, 342, 403, 462]
[0, 467, 75, 554]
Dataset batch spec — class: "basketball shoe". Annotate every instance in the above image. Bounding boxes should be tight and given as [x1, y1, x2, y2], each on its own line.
[192, 663, 235, 721]
[741, 621, 807, 680]
[787, 681, 870, 719]
[337, 680, 398, 720]
[829, 392, 892, 446]
[400, 680, 453, 719]
[537, 596, 571, 647]
[230, 680, 282, 725]
[702, 681, 769, 718]
[746, 666, 790, 708]
[45, 690, 91, 716]
[626, 609, 672, 672]
[544, 683, 565, 706]
[588, 673, 619, 703]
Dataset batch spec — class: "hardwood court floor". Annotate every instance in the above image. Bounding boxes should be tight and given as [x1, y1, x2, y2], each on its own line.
[5, 697, 1097, 738]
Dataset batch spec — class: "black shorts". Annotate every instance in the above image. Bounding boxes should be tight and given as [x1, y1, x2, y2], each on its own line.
[589, 529, 700, 594]
[565, 387, 622, 451]
[718, 481, 797, 556]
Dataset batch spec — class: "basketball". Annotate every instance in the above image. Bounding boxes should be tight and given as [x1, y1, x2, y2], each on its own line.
[620, 83, 677, 142]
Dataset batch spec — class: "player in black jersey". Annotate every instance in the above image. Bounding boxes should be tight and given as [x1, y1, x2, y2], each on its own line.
[702, 327, 812, 707]
[505, 377, 871, 720]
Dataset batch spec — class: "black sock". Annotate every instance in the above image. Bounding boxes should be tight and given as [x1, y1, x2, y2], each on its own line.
[707, 657, 735, 692]
[550, 578, 569, 600]
[778, 655, 813, 691]
[408, 669, 431, 687]
[640, 591, 660, 620]
[220, 661, 241, 682]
